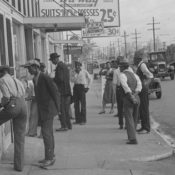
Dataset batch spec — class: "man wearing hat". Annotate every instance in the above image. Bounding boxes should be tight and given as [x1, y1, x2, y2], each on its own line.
[119, 59, 142, 144]
[134, 49, 153, 134]
[49, 53, 72, 131]
[23, 59, 61, 168]
[0, 65, 27, 171]
[72, 61, 92, 125]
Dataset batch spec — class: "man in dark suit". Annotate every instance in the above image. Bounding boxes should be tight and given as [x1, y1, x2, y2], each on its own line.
[24, 59, 60, 168]
[49, 53, 72, 131]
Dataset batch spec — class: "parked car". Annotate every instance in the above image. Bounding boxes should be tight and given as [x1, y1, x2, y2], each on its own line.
[148, 51, 174, 80]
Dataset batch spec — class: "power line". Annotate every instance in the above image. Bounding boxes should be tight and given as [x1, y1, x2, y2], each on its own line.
[121, 31, 129, 58]
[131, 29, 141, 52]
[147, 17, 160, 52]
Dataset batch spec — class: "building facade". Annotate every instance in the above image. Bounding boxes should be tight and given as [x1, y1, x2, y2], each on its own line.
[0, 0, 71, 158]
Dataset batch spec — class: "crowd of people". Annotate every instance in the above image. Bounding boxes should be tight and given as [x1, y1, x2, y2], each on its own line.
[0, 53, 92, 171]
[0, 49, 153, 172]
[99, 50, 153, 144]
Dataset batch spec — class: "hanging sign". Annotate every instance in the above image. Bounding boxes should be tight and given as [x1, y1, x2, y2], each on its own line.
[39, 0, 120, 27]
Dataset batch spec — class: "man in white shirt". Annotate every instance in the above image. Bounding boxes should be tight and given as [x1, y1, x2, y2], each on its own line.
[119, 59, 142, 144]
[134, 50, 153, 134]
[0, 65, 27, 171]
[72, 61, 92, 125]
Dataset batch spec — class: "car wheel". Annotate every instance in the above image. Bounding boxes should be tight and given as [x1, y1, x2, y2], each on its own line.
[170, 73, 174, 80]
[156, 91, 162, 99]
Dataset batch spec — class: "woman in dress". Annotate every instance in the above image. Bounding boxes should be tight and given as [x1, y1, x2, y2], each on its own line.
[99, 61, 115, 114]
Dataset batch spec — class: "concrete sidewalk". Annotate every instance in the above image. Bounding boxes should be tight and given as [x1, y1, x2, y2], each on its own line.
[0, 79, 173, 175]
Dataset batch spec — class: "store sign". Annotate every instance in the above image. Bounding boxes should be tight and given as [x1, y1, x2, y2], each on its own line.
[39, 0, 120, 27]
[63, 45, 82, 55]
[82, 26, 120, 38]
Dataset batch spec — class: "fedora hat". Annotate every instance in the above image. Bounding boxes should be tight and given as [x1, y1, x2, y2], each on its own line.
[49, 53, 60, 60]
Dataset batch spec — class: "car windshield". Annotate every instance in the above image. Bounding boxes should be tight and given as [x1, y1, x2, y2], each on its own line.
[150, 53, 165, 61]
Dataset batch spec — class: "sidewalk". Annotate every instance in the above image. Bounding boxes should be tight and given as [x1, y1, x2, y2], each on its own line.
[0, 79, 173, 175]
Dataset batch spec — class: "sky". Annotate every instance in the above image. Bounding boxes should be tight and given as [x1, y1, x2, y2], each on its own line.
[93, 0, 175, 48]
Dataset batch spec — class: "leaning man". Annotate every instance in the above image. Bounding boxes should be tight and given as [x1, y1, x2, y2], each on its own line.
[23, 60, 60, 168]
[0, 65, 27, 171]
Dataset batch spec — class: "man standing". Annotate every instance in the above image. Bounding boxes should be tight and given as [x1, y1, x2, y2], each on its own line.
[119, 59, 142, 144]
[49, 53, 72, 131]
[0, 66, 27, 171]
[72, 61, 92, 125]
[24, 60, 60, 168]
[113, 56, 124, 129]
[134, 50, 153, 134]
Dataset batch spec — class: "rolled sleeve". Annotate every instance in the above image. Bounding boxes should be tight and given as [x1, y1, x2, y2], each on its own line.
[140, 63, 153, 79]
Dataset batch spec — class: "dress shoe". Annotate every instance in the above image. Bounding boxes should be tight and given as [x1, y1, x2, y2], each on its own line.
[119, 125, 123, 129]
[55, 127, 68, 132]
[80, 122, 86, 125]
[40, 159, 55, 168]
[38, 159, 46, 164]
[38, 155, 56, 164]
[126, 140, 138, 144]
[136, 128, 144, 132]
[98, 110, 105, 114]
[138, 129, 150, 134]
[113, 114, 119, 117]
[73, 122, 80, 124]
[26, 133, 37, 137]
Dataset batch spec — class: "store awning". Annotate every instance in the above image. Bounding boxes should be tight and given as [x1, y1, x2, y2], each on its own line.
[23, 16, 86, 32]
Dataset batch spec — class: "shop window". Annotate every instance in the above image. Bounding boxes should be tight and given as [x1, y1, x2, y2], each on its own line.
[6, 18, 13, 67]
[18, 0, 21, 12]
[0, 14, 6, 65]
[12, 0, 15, 7]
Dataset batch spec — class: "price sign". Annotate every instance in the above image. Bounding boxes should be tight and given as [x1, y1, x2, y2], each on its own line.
[39, 0, 120, 27]
[82, 27, 120, 38]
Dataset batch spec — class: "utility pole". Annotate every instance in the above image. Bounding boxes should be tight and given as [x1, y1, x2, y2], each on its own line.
[147, 17, 160, 52]
[117, 38, 121, 56]
[121, 31, 129, 58]
[131, 29, 141, 52]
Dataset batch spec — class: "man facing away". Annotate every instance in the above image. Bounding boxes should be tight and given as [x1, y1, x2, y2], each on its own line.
[134, 50, 153, 134]
[0, 65, 27, 171]
[119, 59, 142, 144]
[23, 59, 61, 168]
[72, 61, 92, 125]
[49, 53, 72, 131]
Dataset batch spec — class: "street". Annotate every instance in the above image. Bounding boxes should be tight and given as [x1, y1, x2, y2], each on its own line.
[150, 78, 175, 140]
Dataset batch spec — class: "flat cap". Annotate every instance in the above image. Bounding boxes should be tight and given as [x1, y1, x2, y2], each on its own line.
[49, 53, 60, 60]
[119, 58, 129, 67]
[22, 59, 40, 68]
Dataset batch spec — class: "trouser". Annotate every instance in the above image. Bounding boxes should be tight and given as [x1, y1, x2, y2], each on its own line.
[123, 95, 140, 141]
[0, 97, 27, 171]
[27, 100, 38, 135]
[40, 118, 55, 160]
[73, 84, 86, 123]
[139, 86, 150, 131]
[116, 86, 124, 127]
[60, 96, 72, 129]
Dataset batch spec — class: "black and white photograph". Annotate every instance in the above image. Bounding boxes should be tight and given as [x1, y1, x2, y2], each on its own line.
[0, 0, 175, 174]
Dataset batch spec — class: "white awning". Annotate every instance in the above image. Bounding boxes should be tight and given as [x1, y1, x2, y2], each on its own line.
[23, 16, 86, 32]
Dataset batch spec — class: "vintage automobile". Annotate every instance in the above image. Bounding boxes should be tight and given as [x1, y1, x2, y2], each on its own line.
[148, 78, 162, 99]
[148, 51, 174, 80]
